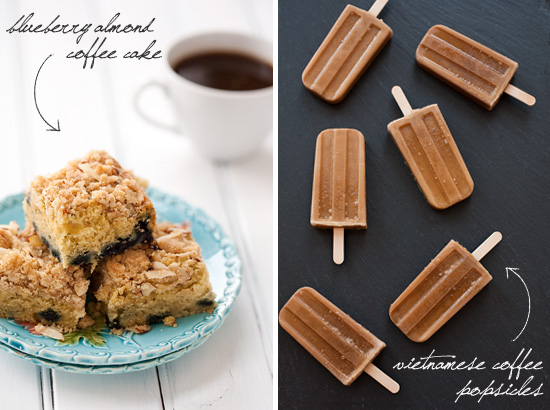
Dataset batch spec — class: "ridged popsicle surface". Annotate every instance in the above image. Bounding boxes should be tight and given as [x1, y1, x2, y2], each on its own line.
[416, 25, 518, 110]
[311, 129, 366, 228]
[389, 241, 492, 343]
[279, 287, 385, 385]
[387, 104, 473, 209]
[303, 5, 392, 103]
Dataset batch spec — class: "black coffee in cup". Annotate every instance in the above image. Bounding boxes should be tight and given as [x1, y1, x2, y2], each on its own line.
[173, 52, 273, 91]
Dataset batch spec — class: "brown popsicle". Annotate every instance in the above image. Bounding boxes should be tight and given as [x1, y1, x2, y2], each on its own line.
[311, 128, 366, 265]
[416, 25, 535, 110]
[388, 86, 474, 210]
[302, 0, 393, 103]
[280, 287, 399, 392]
[389, 232, 502, 343]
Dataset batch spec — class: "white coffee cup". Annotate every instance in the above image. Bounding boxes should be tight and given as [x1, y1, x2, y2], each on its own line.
[134, 32, 273, 161]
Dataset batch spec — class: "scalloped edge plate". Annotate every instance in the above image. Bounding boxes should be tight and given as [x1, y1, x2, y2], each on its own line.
[0, 331, 214, 374]
[0, 188, 241, 365]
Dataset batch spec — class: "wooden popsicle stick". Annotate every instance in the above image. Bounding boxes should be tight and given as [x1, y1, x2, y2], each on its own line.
[364, 363, 400, 394]
[472, 231, 502, 261]
[333, 227, 344, 265]
[504, 84, 536, 106]
[368, 0, 389, 18]
[391, 86, 413, 116]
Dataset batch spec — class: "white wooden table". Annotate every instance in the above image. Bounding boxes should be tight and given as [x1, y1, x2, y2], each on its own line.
[0, 1, 273, 409]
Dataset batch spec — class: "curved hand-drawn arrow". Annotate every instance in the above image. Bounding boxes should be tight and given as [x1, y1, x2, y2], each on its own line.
[505, 267, 530, 342]
[34, 54, 61, 132]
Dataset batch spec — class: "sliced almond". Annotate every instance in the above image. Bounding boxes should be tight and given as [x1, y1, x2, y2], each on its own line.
[167, 262, 180, 272]
[0, 248, 10, 256]
[156, 237, 187, 254]
[78, 163, 100, 181]
[145, 269, 177, 283]
[157, 229, 186, 240]
[139, 282, 156, 296]
[35, 324, 64, 341]
[168, 264, 192, 281]
[151, 261, 168, 270]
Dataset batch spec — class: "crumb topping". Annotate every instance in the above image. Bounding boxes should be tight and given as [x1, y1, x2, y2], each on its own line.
[96, 222, 206, 295]
[0, 223, 89, 303]
[26, 150, 153, 222]
[163, 316, 177, 327]
[78, 314, 95, 329]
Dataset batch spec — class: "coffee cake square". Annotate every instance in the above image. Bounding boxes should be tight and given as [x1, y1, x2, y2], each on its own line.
[23, 150, 156, 267]
[0, 222, 89, 333]
[93, 222, 216, 333]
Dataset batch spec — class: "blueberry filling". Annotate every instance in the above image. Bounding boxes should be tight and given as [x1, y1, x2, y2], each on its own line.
[85, 218, 154, 263]
[107, 317, 122, 330]
[68, 218, 153, 265]
[31, 215, 153, 266]
[72, 251, 95, 266]
[147, 313, 169, 325]
[197, 299, 215, 307]
[31, 222, 61, 261]
[37, 308, 61, 322]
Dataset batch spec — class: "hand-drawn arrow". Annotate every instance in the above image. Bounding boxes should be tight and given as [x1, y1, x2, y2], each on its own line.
[505, 267, 530, 342]
[34, 54, 61, 132]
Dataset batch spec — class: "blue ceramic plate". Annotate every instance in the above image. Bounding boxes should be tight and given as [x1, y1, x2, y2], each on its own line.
[0, 333, 210, 374]
[0, 188, 241, 365]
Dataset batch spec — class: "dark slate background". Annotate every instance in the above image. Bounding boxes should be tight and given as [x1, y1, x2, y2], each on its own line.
[278, 0, 550, 409]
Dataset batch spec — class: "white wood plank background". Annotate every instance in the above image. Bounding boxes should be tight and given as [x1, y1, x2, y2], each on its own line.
[0, 0, 273, 409]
